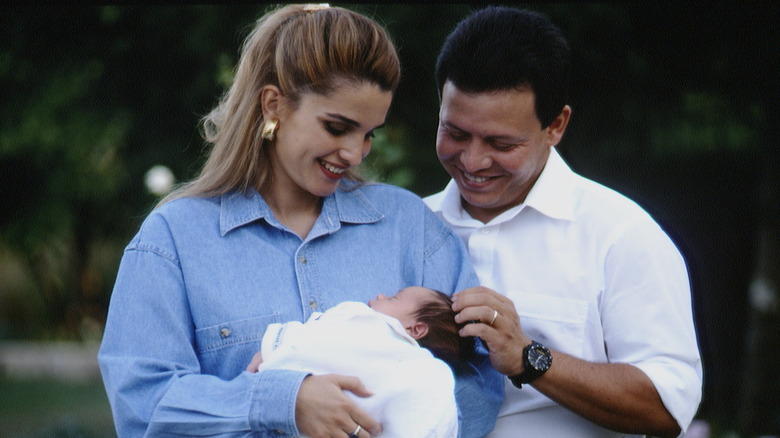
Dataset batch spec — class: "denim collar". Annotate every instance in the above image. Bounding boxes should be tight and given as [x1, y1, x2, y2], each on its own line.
[219, 182, 385, 236]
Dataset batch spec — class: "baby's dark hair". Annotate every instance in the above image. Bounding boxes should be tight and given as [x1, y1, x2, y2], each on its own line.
[414, 290, 475, 370]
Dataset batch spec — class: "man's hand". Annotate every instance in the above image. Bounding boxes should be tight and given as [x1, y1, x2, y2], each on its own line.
[452, 287, 680, 436]
[295, 374, 382, 438]
[452, 286, 530, 376]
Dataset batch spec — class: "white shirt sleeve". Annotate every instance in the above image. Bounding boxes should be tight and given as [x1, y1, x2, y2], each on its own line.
[601, 217, 703, 432]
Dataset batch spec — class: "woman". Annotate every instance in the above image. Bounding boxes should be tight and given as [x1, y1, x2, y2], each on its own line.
[98, 4, 502, 437]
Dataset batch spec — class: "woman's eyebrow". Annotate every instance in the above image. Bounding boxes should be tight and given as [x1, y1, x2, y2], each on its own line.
[325, 113, 386, 131]
[325, 113, 360, 127]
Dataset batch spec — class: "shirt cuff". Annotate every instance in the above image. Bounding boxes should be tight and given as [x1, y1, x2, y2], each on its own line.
[249, 369, 309, 435]
[634, 359, 703, 435]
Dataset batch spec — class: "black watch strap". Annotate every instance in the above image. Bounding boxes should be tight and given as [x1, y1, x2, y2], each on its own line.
[508, 341, 552, 389]
[508, 372, 526, 389]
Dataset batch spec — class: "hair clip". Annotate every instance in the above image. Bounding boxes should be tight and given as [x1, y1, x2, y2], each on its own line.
[302, 4, 330, 12]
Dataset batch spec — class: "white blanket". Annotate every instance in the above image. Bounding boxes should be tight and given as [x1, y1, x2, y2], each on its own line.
[260, 301, 458, 438]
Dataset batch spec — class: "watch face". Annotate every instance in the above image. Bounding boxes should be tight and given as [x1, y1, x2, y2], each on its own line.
[528, 346, 552, 371]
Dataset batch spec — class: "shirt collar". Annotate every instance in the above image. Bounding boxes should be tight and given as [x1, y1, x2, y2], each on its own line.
[219, 181, 384, 236]
[439, 147, 576, 225]
[524, 147, 576, 221]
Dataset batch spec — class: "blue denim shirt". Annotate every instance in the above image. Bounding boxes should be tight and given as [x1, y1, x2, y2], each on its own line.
[98, 182, 502, 437]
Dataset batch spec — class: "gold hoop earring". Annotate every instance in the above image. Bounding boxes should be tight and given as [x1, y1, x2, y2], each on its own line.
[261, 119, 279, 142]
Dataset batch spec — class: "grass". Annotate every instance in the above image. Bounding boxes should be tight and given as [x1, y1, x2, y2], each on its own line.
[0, 376, 767, 438]
[0, 377, 115, 438]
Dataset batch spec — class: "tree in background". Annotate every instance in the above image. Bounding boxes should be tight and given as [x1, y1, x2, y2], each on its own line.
[0, 5, 263, 339]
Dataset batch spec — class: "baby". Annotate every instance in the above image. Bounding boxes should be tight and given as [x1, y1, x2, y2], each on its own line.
[367, 285, 475, 368]
[246, 286, 472, 438]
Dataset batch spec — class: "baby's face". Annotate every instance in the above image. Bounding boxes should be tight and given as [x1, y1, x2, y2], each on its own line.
[368, 286, 434, 327]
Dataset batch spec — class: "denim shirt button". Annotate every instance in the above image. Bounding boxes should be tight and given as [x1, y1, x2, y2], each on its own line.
[309, 300, 318, 310]
[299, 255, 307, 264]
[219, 328, 231, 338]
[273, 429, 284, 435]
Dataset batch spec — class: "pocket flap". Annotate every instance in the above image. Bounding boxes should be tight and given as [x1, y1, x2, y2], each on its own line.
[195, 314, 279, 354]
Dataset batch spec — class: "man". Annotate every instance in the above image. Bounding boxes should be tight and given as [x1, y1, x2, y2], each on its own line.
[424, 6, 703, 437]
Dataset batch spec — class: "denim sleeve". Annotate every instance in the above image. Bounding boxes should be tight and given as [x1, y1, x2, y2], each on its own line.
[98, 236, 306, 437]
[453, 340, 504, 438]
[421, 211, 504, 438]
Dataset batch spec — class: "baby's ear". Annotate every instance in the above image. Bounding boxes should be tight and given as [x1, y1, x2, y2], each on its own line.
[406, 322, 429, 340]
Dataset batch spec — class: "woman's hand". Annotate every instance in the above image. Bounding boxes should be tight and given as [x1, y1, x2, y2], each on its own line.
[296, 374, 382, 438]
[247, 354, 381, 436]
[246, 351, 263, 373]
[246, 352, 264, 372]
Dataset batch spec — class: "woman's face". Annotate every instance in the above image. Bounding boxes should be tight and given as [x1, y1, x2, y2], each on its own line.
[269, 81, 393, 200]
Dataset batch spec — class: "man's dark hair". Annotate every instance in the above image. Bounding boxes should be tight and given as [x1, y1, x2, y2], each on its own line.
[435, 6, 571, 128]
[414, 290, 475, 371]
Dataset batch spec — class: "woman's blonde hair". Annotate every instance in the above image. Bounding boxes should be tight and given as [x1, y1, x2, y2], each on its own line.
[159, 4, 400, 205]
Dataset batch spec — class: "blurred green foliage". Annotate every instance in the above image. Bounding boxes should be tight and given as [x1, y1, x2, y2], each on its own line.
[0, 3, 777, 434]
[0, 377, 114, 437]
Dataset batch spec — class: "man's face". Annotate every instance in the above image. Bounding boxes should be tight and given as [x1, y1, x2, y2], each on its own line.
[436, 81, 562, 223]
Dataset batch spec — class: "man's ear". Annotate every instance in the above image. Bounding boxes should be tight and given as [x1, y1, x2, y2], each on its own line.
[406, 322, 429, 340]
[546, 104, 572, 147]
[260, 85, 282, 120]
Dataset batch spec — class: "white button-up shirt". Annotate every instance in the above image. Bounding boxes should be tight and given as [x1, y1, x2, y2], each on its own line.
[425, 148, 703, 437]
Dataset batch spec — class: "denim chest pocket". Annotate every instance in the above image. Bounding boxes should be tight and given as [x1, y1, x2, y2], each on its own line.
[510, 292, 589, 356]
[195, 313, 280, 355]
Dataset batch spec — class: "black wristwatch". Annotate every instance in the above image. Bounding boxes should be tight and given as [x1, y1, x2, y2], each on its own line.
[508, 341, 552, 389]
